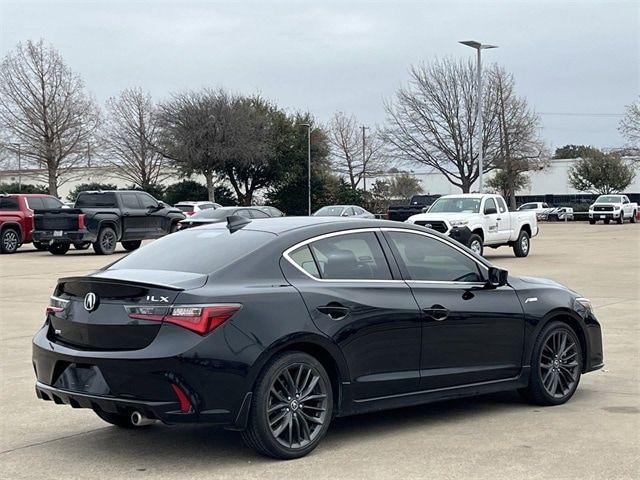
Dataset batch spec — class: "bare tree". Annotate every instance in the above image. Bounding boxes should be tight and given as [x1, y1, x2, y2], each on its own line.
[618, 96, 640, 148]
[327, 112, 387, 189]
[383, 58, 501, 193]
[101, 88, 167, 188]
[490, 68, 548, 209]
[0, 40, 100, 196]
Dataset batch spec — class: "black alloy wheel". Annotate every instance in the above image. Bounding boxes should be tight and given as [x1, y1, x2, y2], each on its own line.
[93, 227, 117, 255]
[242, 352, 333, 459]
[122, 240, 142, 251]
[1, 228, 20, 254]
[520, 321, 582, 406]
[49, 242, 70, 255]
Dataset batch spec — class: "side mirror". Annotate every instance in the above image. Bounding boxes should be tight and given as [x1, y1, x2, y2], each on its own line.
[484, 207, 498, 215]
[147, 204, 159, 212]
[487, 267, 508, 288]
[341, 212, 350, 217]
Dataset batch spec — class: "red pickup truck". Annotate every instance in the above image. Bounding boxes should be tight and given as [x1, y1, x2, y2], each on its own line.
[0, 194, 64, 253]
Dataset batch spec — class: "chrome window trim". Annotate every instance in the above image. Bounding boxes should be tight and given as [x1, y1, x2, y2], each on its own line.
[282, 227, 489, 285]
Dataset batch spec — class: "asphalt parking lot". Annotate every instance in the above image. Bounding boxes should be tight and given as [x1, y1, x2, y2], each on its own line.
[0, 222, 638, 480]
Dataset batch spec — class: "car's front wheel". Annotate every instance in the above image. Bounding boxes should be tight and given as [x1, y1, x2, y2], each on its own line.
[467, 234, 483, 256]
[242, 351, 333, 459]
[617, 212, 624, 224]
[588, 219, 596, 225]
[520, 321, 582, 406]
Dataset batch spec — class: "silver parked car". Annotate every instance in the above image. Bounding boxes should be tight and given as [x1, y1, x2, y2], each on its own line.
[312, 205, 375, 219]
[174, 201, 222, 217]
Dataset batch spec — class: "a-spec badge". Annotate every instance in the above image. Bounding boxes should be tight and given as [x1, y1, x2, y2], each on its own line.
[84, 292, 99, 312]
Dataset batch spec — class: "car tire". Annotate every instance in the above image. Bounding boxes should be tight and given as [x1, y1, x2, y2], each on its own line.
[588, 219, 595, 225]
[121, 240, 142, 251]
[33, 241, 49, 251]
[604, 219, 610, 224]
[617, 212, 624, 224]
[631, 211, 637, 224]
[467, 234, 483, 256]
[73, 242, 91, 250]
[0, 228, 20, 254]
[519, 321, 582, 406]
[513, 230, 530, 257]
[170, 222, 179, 234]
[241, 351, 333, 459]
[95, 410, 140, 429]
[48, 243, 70, 255]
[93, 227, 117, 255]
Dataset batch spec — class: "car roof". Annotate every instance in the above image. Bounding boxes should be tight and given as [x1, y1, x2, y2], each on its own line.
[1, 193, 57, 198]
[197, 216, 405, 234]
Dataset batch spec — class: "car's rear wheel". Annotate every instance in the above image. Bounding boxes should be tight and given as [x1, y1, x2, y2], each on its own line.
[95, 410, 139, 429]
[93, 227, 117, 255]
[588, 219, 595, 225]
[33, 241, 49, 251]
[242, 351, 333, 459]
[73, 242, 91, 250]
[513, 230, 530, 257]
[631, 211, 637, 224]
[520, 321, 582, 406]
[1, 228, 20, 254]
[467, 234, 483, 256]
[121, 240, 142, 251]
[48, 242, 70, 255]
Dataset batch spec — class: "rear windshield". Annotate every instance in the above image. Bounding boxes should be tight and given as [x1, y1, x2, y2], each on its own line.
[76, 192, 118, 207]
[109, 228, 275, 274]
[175, 205, 194, 212]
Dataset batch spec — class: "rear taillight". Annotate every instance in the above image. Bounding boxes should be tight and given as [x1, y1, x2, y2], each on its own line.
[46, 296, 69, 315]
[186, 211, 195, 216]
[78, 213, 86, 230]
[125, 304, 241, 335]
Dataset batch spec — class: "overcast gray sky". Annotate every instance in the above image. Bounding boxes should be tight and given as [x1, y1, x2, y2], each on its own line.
[1, 0, 638, 151]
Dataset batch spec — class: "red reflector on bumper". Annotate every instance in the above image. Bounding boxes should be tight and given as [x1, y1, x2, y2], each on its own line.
[171, 384, 192, 413]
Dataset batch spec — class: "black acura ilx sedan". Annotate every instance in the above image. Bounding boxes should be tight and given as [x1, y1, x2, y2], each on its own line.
[33, 217, 603, 459]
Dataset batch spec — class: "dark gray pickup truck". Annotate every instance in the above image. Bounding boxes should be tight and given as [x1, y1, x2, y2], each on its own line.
[386, 194, 441, 222]
[32, 191, 185, 255]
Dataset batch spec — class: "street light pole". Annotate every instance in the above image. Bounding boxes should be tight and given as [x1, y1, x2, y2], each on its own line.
[459, 40, 498, 193]
[298, 123, 312, 215]
[361, 125, 369, 192]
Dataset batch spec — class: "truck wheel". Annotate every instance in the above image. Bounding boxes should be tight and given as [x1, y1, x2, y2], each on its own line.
[49, 243, 70, 255]
[631, 211, 637, 224]
[467, 234, 483, 256]
[170, 222, 179, 234]
[513, 230, 530, 257]
[73, 242, 91, 250]
[1, 228, 20, 254]
[121, 240, 142, 251]
[588, 219, 595, 225]
[93, 227, 117, 255]
[33, 241, 49, 251]
[604, 219, 610, 224]
[617, 212, 624, 224]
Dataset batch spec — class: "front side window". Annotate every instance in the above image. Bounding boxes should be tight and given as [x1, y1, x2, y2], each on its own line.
[484, 198, 497, 214]
[249, 209, 269, 218]
[137, 193, 158, 209]
[386, 231, 483, 283]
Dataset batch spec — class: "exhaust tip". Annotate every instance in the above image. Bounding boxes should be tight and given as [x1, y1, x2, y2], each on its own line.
[130, 411, 155, 427]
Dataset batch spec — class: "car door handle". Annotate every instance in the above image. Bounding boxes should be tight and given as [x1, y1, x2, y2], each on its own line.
[423, 305, 450, 321]
[317, 305, 350, 320]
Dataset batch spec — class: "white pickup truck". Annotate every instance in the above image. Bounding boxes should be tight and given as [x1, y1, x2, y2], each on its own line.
[588, 194, 638, 224]
[406, 193, 539, 257]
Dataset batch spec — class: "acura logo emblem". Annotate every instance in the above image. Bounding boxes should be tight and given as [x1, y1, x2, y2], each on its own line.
[84, 292, 98, 312]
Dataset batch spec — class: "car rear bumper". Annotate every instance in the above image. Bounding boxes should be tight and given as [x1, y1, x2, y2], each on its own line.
[32, 229, 96, 244]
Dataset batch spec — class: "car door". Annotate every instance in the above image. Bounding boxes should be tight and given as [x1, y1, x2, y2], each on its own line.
[136, 193, 164, 237]
[281, 229, 422, 400]
[482, 197, 501, 244]
[495, 197, 511, 242]
[119, 193, 147, 240]
[381, 229, 525, 390]
[622, 196, 632, 216]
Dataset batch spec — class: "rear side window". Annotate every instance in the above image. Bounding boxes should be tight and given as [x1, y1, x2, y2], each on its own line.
[288, 245, 321, 278]
[497, 198, 507, 213]
[175, 204, 194, 213]
[110, 228, 276, 274]
[76, 192, 117, 207]
[249, 209, 269, 218]
[26, 198, 45, 210]
[0, 197, 19, 210]
[302, 232, 392, 280]
[120, 193, 141, 209]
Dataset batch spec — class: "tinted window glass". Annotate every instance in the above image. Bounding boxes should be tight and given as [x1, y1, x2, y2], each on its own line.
[121, 193, 141, 209]
[309, 232, 391, 280]
[313, 206, 344, 216]
[26, 197, 44, 210]
[76, 192, 117, 207]
[484, 198, 497, 213]
[249, 209, 269, 218]
[42, 197, 63, 209]
[289, 245, 320, 278]
[200, 203, 215, 210]
[176, 204, 194, 213]
[0, 197, 20, 210]
[111, 228, 275, 274]
[387, 232, 482, 282]
[137, 193, 158, 209]
[236, 209, 252, 218]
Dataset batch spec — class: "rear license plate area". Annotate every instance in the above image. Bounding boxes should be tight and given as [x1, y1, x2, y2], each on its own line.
[53, 230, 63, 237]
[53, 363, 110, 395]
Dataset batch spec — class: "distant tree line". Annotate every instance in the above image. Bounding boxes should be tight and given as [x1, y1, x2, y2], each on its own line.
[1, 39, 637, 213]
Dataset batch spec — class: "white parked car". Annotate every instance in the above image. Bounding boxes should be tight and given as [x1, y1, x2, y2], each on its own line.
[406, 194, 539, 257]
[313, 205, 375, 219]
[174, 201, 222, 217]
[517, 202, 551, 220]
[588, 195, 637, 224]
